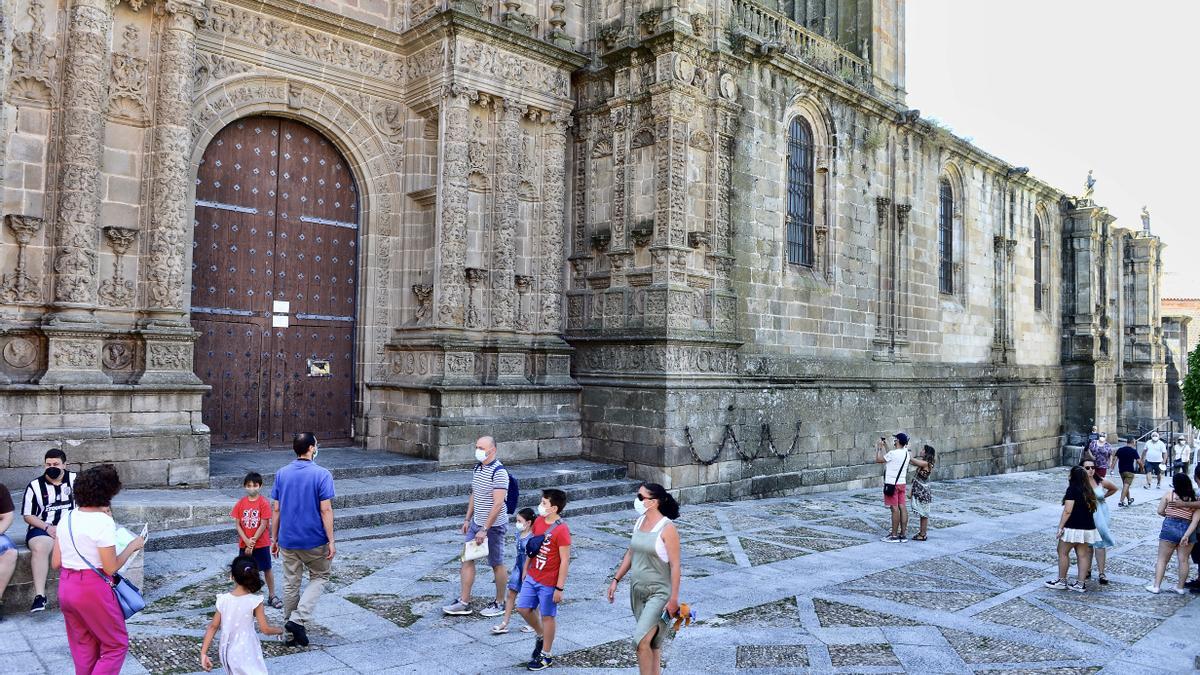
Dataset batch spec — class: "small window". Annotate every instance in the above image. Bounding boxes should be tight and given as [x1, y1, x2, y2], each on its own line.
[786, 117, 814, 267]
[938, 179, 954, 294]
[1034, 215, 1044, 311]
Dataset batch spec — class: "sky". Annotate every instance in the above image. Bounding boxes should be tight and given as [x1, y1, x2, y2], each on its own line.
[905, 1, 1198, 299]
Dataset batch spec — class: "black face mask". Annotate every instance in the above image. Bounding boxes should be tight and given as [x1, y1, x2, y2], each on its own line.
[44, 467, 64, 481]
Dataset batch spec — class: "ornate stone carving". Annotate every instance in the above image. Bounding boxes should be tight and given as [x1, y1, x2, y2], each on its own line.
[514, 274, 533, 331]
[108, 25, 149, 124]
[98, 226, 138, 307]
[576, 344, 737, 374]
[145, 0, 203, 317]
[52, 0, 114, 307]
[102, 341, 135, 370]
[435, 89, 470, 326]
[51, 340, 100, 368]
[373, 101, 406, 142]
[3, 338, 38, 368]
[468, 115, 489, 173]
[896, 203, 911, 232]
[630, 220, 654, 248]
[465, 267, 487, 328]
[205, 2, 405, 81]
[591, 229, 611, 252]
[9, 0, 57, 103]
[1, 215, 44, 303]
[147, 342, 191, 370]
[192, 52, 252, 90]
[688, 230, 711, 249]
[456, 37, 569, 98]
[412, 284, 433, 322]
[538, 116, 569, 332]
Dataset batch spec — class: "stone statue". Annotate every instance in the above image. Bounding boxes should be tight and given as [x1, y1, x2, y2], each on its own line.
[1141, 205, 1151, 232]
[1081, 170, 1095, 201]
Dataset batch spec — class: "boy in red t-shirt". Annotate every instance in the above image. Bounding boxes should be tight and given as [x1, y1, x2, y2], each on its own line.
[516, 489, 571, 671]
[231, 471, 281, 608]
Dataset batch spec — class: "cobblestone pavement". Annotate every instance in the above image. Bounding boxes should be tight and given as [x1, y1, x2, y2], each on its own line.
[1, 469, 1197, 674]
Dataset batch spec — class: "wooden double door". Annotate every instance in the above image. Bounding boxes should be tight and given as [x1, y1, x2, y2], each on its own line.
[191, 116, 359, 447]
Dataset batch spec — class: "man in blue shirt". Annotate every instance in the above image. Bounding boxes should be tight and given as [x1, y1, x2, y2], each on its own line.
[270, 432, 335, 647]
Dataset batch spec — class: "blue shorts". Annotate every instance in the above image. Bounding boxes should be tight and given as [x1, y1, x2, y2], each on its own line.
[507, 563, 525, 594]
[1160, 517, 1194, 545]
[238, 545, 272, 572]
[516, 577, 558, 617]
[464, 521, 507, 568]
[0, 534, 15, 555]
[26, 527, 50, 545]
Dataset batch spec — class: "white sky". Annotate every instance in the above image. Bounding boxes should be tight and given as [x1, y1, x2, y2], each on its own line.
[905, 1, 1198, 299]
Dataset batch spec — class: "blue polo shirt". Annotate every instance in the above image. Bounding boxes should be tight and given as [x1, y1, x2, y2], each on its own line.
[271, 459, 335, 550]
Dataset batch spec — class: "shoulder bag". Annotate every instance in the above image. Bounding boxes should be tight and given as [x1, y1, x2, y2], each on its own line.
[883, 452, 909, 497]
[67, 512, 146, 620]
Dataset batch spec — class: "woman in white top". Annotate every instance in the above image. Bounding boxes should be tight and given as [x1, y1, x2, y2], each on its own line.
[51, 464, 144, 675]
[607, 483, 681, 675]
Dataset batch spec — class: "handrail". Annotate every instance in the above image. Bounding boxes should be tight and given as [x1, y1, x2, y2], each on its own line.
[730, 0, 874, 92]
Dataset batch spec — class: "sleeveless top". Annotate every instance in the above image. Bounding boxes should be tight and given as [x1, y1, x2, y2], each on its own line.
[632, 516, 671, 563]
[1164, 492, 1196, 521]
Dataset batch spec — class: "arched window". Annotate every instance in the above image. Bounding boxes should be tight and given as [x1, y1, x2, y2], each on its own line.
[1034, 214, 1045, 311]
[786, 117, 814, 267]
[938, 179, 954, 294]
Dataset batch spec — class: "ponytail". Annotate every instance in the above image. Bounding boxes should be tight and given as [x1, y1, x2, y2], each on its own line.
[641, 482, 680, 520]
[231, 555, 264, 593]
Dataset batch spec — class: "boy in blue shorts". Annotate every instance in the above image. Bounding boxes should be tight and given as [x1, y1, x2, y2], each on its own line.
[232, 471, 282, 608]
[517, 489, 571, 671]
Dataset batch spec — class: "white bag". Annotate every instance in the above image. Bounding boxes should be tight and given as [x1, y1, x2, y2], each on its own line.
[463, 539, 489, 562]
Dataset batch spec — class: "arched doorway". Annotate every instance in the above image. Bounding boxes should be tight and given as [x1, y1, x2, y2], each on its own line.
[190, 116, 359, 447]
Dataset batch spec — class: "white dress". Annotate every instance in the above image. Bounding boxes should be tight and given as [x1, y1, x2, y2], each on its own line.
[217, 592, 268, 675]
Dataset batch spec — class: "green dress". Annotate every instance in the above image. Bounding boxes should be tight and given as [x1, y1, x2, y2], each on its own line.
[629, 515, 673, 649]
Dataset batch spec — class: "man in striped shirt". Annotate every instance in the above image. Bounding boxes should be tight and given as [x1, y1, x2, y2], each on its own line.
[21, 448, 77, 612]
[443, 436, 509, 617]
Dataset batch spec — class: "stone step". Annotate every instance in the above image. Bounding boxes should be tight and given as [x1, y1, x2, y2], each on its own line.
[147, 476, 636, 551]
[208, 447, 437, 488]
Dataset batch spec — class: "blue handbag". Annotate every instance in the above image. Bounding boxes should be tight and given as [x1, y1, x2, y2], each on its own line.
[67, 512, 146, 619]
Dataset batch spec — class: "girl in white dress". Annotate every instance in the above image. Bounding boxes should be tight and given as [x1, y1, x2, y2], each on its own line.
[201, 556, 284, 674]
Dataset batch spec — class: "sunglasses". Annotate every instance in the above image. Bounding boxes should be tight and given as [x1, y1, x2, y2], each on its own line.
[1083, 465, 1095, 470]
[636, 493, 654, 501]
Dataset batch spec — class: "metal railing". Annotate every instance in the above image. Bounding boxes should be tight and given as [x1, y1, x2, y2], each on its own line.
[730, 0, 874, 92]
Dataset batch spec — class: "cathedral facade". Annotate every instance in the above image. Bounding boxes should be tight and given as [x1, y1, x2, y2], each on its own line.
[0, 0, 1172, 496]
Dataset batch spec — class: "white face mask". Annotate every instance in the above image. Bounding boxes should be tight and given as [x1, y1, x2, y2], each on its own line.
[515, 521, 527, 532]
[475, 448, 488, 463]
[634, 497, 648, 515]
[312, 447, 319, 460]
[536, 503, 548, 517]
[1152, 434, 1159, 441]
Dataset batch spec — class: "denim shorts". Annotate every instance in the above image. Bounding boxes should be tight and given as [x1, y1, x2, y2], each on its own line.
[516, 577, 558, 617]
[506, 564, 525, 594]
[0, 534, 15, 555]
[1159, 517, 1192, 545]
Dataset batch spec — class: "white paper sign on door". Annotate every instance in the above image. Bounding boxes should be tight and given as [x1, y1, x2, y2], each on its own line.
[272, 314, 289, 328]
[273, 300, 290, 313]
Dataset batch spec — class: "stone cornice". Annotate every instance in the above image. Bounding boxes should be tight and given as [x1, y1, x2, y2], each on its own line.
[410, 10, 588, 71]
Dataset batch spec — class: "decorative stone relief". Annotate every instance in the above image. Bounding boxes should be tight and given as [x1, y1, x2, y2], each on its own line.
[205, 2, 406, 81]
[435, 88, 471, 326]
[192, 52, 252, 91]
[9, 0, 57, 103]
[101, 341, 135, 370]
[406, 41, 447, 80]
[1, 215, 44, 303]
[514, 274, 532, 331]
[108, 25, 149, 124]
[98, 226, 138, 307]
[464, 267, 487, 329]
[147, 342, 191, 369]
[372, 101, 406, 142]
[3, 337, 38, 368]
[51, 340, 100, 368]
[576, 344, 736, 374]
[411, 284, 433, 322]
[456, 37, 569, 99]
[539, 115, 569, 332]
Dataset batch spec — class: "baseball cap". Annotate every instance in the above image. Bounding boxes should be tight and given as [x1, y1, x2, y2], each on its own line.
[893, 433, 909, 446]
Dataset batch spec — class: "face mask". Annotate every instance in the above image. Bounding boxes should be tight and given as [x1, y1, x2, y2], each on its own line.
[44, 467, 64, 481]
[634, 497, 648, 515]
[1152, 434, 1159, 441]
[312, 447, 319, 460]
[537, 504, 549, 517]
[245, 488, 260, 499]
[475, 448, 488, 463]
[515, 521, 527, 532]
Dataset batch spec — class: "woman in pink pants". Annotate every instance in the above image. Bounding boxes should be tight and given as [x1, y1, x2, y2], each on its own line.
[51, 464, 144, 675]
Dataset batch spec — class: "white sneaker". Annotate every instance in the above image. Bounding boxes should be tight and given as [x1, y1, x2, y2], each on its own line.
[1174, 587, 1188, 595]
[1144, 584, 1160, 594]
[1043, 579, 1068, 590]
[479, 601, 505, 618]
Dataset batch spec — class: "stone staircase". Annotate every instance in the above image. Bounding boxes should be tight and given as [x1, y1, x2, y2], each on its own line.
[148, 450, 638, 550]
[1, 448, 638, 613]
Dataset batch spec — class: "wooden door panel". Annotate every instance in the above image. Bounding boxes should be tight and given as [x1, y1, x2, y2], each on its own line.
[194, 319, 266, 445]
[268, 321, 355, 445]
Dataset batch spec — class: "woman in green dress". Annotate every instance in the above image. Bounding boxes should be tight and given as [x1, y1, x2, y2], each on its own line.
[607, 483, 681, 675]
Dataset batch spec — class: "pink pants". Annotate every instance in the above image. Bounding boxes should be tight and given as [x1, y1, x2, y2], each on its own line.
[59, 568, 129, 675]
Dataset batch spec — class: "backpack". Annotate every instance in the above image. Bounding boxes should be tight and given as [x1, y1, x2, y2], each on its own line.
[486, 463, 519, 515]
[525, 519, 562, 558]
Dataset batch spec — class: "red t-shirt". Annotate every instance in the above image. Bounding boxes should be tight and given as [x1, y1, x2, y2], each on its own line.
[528, 516, 571, 587]
[232, 495, 272, 548]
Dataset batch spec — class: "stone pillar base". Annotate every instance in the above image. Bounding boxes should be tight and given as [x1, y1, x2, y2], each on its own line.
[138, 332, 202, 385]
[38, 331, 111, 384]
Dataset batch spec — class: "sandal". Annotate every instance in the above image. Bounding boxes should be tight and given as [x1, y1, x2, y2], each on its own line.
[269, 596, 283, 609]
[491, 623, 510, 635]
[912, 533, 927, 541]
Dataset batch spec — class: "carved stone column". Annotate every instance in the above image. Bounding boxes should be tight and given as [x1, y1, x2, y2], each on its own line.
[435, 87, 471, 327]
[1, 215, 44, 304]
[143, 0, 204, 326]
[138, 0, 205, 385]
[48, 0, 114, 320]
[538, 113, 569, 333]
[491, 99, 522, 330]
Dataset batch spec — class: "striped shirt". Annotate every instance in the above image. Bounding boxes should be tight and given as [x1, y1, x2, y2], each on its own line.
[471, 461, 508, 527]
[22, 472, 78, 527]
